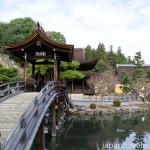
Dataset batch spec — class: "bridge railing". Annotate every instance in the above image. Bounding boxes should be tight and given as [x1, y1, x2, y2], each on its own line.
[0, 81, 24, 103]
[1, 81, 57, 150]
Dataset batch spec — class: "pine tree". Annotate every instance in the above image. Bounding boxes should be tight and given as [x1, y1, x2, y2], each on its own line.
[84, 45, 95, 60]
[120, 69, 132, 93]
[132, 52, 144, 81]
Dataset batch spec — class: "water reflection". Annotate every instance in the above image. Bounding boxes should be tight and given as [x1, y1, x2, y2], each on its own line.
[47, 112, 150, 150]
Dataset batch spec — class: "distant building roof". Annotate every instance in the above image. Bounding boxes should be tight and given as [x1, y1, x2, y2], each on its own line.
[73, 48, 98, 71]
[116, 64, 150, 81]
[116, 64, 150, 67]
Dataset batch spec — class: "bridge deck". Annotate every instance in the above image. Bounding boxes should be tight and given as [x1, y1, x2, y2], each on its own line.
[0, 92, 38, 143]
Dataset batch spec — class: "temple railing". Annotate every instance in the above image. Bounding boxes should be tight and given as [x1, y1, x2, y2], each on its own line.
[1, 81, 57, 150]
[0, 81, 24, 103]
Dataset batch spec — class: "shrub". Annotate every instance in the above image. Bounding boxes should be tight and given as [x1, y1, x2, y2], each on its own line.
[113, 100, 121, 107]
[89, 103, 96, 109]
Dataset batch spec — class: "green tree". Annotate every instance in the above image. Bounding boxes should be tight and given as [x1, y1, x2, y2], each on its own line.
[46, 31, 66, 44]
[107, 45, 116, 69]
[60, 61, 84, 80]
[95, 42, 107, 63]
[84, 45, 95, 60]
[97, 42, 106, 52]
[127, 56, 133, 63]
[115, 47, 128, 64]
[93, 59, 107, 73]
[0, 63, 21, 82]
[146, 69, 150, 81]
[120, 69, 132, 93]
[0, 22, 9, 46]
[132, 52, 144, 80]
[1, 17, 36, 45]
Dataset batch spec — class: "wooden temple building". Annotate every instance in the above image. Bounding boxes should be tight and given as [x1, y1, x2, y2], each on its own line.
[2, 22, 74, 89]
[2, 22, 97, 95]
[67, 48, 98, 95]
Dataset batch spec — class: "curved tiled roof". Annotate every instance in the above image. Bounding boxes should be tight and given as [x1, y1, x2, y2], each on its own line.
[2, 22, 74, 62]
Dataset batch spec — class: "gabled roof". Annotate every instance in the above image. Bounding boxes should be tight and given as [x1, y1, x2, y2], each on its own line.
[73, 48, 98, 71]
[78, 58, 98, 71]
[2, 22, 74, 62]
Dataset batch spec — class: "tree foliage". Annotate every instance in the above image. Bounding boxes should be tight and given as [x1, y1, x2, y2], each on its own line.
[0, 63, 21, 82]
[84, 43, 129, 73]
[93, 59, 107, 73]
[60, 61, 85, 80]
[46, 31, 66, 44]
[120, 69, 132, 93]
[146, 69, 150, 81]
[84, 45, 95, 60]
[60, 61, 80, 70]
[0, 17, 36, 46]
[132, 52, 144, 81]
[115, 47, 128, 64]
[60, 70, 85, 80]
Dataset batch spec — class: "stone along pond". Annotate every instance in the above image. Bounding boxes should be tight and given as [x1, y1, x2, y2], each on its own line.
[43, 111, 150, 150]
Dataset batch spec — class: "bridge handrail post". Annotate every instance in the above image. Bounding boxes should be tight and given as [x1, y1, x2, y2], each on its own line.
[20, 117, 27, 143]
[42, 89, 46, 103]
[16, 81, 19, 93]
[34, 99, 39, 116]
[0, 132, 1, 150]
[7, 83, 10, 97]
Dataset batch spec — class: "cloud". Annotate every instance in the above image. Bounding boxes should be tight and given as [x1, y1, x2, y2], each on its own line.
[1, 0, 150, 63]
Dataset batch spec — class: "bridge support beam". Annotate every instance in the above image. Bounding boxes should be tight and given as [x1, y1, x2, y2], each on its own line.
[58, 98, 63, 125]
[51, 101, 56, 137]
[37, 120, 45, 150]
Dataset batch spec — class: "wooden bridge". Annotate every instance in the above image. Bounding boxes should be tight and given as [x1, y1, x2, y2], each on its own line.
[0, 81, 73, 150]
[0, 22, 75, 150]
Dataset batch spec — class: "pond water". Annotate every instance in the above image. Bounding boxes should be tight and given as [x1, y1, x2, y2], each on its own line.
[45, 112, 150, 150]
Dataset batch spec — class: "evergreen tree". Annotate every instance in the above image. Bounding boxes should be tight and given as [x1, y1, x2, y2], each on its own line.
[132, 52, 144, 80]
[127, 56, 133, 63]
[146, 69, 150, 81]
[46, 31, 66, 44]
[84, 45, 95, 60]
[120, 69, 132, 93]
[107, 45, 116, 69]
[60, 61, 85, 80]
[95, 42, 107, 63]
[93, 59, 107, 73]
[115, 47, 128, 64]
[2, 17, 36, 44]
[0, 63, 21, 82]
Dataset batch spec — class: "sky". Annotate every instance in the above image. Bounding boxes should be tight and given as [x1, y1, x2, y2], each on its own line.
[1, 0, 150, 63]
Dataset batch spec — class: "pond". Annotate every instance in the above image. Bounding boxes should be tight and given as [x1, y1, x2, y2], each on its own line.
[45, 112, 150, 150]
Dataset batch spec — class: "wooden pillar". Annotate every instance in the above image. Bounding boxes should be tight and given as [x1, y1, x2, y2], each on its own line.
[82, 80, 84, 92]
[51, 101, 56, 137]
[57, 60, 60, 81]
[71, 79, 74, 93]
[37, 120, 45, 150]
[54, 58, 58, 82]
[49, 137, 57, 150]
[24, 56, 28, 89]
[32, 63, 35, 79]
[57, 98, 63, 125]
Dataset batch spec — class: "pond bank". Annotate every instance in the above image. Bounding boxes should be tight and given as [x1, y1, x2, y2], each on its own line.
[68, 100, 150, 115]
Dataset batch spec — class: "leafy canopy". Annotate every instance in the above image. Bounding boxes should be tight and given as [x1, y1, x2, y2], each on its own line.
[0, 63, 21, 82]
